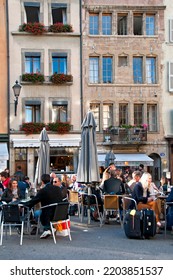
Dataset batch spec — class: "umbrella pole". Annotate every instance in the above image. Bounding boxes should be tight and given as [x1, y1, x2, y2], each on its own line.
[87, 185, 91, 225]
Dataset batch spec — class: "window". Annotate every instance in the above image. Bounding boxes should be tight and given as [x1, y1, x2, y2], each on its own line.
[168, 62, 173, 92]
[51, 3, 67, 24]
[52, 103, 67, 122]
[25, 101, 41, 122]
[103, 104, 113, 129]
[102, 14, 112, 35]
[118, 14, 127, 35]
[169, 19, 173, 42]
[147, 104, 157, 132]
[25, 53, 41, 73]
[119, 104, 128, 125]
[52, 54, 67, 74]
[89, 57, 99, 83]
[133, 14, 143, 35]
[146, 15, 155, 36]
[90, 104, 100, 131]
[134, 104, 143, 126]
[102, 57, 113, 83]
[89, 14, 99, 35]
[118, 56, 128, 67]
[24, 2, 40, 23]
[133, 57, 143, 83]
[146, 57, 156, 84]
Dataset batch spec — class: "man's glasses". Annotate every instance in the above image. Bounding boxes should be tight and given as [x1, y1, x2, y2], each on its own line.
[53, 181, 58, 183]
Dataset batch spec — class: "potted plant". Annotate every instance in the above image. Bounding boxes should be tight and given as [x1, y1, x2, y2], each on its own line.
[22, 73, 45, 83]
[48, 23, 73, 33]
[19, 22, 47, 35]
[20, 122, 45, 134]
[47, 121, 71, 134]
[50, 73, 73, 84]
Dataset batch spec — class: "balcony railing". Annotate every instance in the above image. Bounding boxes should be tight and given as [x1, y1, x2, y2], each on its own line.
[103, 127, 147, 143]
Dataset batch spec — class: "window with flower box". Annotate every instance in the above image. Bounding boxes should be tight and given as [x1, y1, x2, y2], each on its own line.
[51, 3, 67, 24]
[23, 2, 40, 23]
[25, 101, 41, 123]
[52, 101, 68, 122]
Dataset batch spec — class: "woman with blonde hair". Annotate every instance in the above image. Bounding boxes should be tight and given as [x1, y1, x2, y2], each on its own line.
[132, 172, 161, 231]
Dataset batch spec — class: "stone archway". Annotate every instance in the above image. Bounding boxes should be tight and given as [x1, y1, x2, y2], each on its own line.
[148, 153, 161, 187]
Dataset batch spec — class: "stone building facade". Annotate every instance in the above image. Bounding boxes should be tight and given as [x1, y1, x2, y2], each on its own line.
[82, 0, 166, 185]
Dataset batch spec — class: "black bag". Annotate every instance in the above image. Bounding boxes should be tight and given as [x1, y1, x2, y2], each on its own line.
[141, 209, 156, 237]
[124, 209, 142, 239]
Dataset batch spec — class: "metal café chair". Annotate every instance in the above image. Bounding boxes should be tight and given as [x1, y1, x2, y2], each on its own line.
[102, 194, 122, 227]
[81, 193, 102, 226]
[0, 204, 24, 245]
[68, 190, 81, 219]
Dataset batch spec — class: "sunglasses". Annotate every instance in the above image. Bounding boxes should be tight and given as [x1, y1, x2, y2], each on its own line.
[53, 181, 58, 183]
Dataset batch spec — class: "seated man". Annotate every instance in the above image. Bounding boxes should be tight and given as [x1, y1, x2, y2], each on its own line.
[103, 170, 125, 224]
[22, 173, 63, 239]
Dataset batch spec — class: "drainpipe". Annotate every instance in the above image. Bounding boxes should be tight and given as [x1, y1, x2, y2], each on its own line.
[6, 0, 10, 169]
[79, 0, 83, 123]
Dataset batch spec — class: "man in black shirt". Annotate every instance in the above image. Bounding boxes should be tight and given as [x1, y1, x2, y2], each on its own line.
[23, 174, 63, 238]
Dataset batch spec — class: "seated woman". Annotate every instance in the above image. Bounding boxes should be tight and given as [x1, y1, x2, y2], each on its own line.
[1, 178, 22, 203]
[132, 172, 161, 231]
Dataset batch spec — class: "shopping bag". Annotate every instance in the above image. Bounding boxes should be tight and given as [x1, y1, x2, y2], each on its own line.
[54, 219, 70, 236]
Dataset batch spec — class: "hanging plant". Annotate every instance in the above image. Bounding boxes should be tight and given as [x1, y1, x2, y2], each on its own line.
[50, 73, 73, 84]
[19, 22, 47, 35]
[48, 23, 73, 33]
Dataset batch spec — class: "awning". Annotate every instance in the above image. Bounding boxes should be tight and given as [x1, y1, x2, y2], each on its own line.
[0, 143, 9, 160]
[12, 138, 80, 148]
[98, 153, 154, 166]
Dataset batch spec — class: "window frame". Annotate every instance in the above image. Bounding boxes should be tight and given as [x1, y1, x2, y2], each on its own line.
[89, 57, 99, 84]
[134, 104, 144, 126]
[90, 104, 100, 131]
[21, 49, 44, 75]
[146, 57, 156, 84]
[168, 62, 173, 92]
[21, 1, 43, 23]
[146, 14, 155, 36]
[103, 103, 113, 129]
[102, 13, 112, 35]
[169, 19, 173, 43]
[89, 13, 99, 35]
[25, 101, 41, 123]
[102, 56, 113, 84]
[133, 56, 143, 84]
[147, 104, 157, 132]
[119, 103, 128, 126]
[52, 102, 68, 123]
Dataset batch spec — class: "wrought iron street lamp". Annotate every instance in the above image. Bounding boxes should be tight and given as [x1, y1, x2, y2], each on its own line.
[12, 80, 22, 116]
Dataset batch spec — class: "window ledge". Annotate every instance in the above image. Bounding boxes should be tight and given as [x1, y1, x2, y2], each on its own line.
[20, 81, 73, 86]
[11, 31, 80, 37]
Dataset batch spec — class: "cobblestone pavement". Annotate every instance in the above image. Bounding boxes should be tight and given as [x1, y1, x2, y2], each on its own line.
[0, 216, 173, 260]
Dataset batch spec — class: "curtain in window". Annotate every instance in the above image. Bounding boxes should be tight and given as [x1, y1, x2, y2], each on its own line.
[146, 57, 156, 84]
[89, 57, 99, 83]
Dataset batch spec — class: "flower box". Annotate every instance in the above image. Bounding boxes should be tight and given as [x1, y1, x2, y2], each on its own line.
[50, 74, 73, 84]
[22, 73, 45, 83]
[19, 22, 47, 35]
[47, 122, 71, 134]
[20, 122, 45, 134]
[48, 23, 73, 33]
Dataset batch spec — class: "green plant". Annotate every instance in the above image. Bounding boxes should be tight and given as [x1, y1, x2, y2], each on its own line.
[20, 122, 45, 134]
[48, 23, 73, 33]
[22, 73, 45, 83]
[19, 22, 47, 35]
[47, 122, 71, 134]
[120, 124, 134, 129]
[50, 73, 73, 84]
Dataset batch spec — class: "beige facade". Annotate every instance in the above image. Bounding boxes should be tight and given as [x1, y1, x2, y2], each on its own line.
[162, 0, 173, 181]
[0, 0, 9, 171]
[82, 0, 166, 185]
[8, 0, 81, 181]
